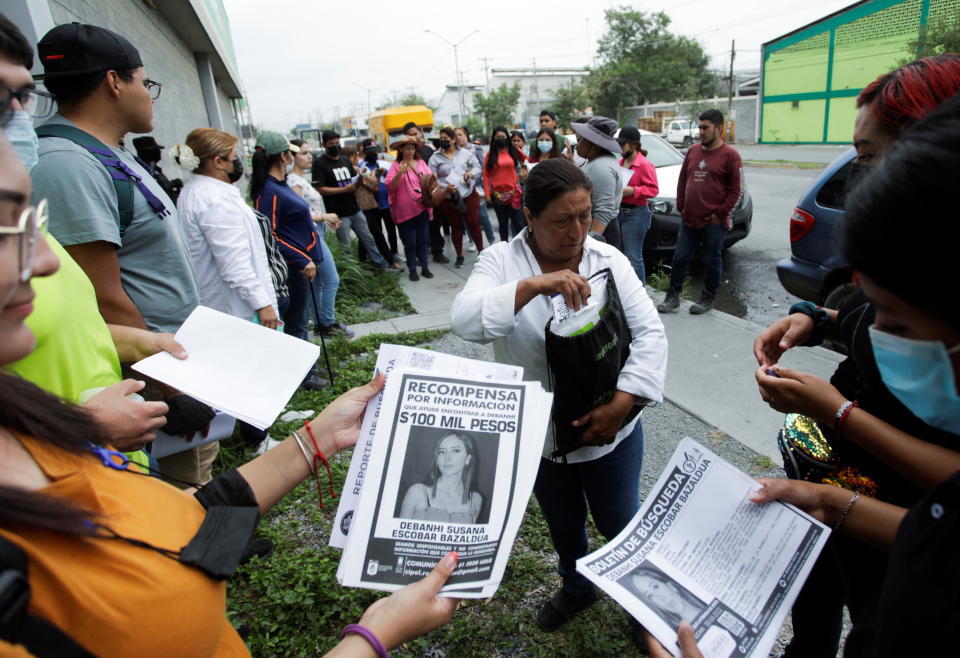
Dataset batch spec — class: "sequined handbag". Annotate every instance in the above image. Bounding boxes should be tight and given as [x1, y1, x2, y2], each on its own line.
[777, 413, 878, 496]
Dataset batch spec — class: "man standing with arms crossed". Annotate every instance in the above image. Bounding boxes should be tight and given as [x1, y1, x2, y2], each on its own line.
[657, 109, 742, 315]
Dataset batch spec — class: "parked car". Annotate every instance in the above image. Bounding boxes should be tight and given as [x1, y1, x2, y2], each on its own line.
[664, 119, 699, 148]
[776, 148, 856, 308]
[638, 130, 753, 258]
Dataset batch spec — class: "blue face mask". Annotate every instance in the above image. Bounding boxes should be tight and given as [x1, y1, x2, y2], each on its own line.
[537, 140, 553, 153]
[869, 325, 960, 435]
[7, 110, 39, 171]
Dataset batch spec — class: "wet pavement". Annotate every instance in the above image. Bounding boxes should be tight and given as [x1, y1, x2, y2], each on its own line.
[655, 166, 825, 330]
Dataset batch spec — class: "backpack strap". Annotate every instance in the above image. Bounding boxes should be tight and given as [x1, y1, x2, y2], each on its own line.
[35, 124, 170, 238]
[0, 536, 93, 657]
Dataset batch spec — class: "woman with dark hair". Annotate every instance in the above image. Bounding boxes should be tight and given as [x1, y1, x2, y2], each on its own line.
[751, 54, 960, 658]
[650, 90, 960, 658]
[0, 131, 458, 657]
[528, 126, 562, 164]
[386, 135, 435, 281]
[286, 138, 353, 337]
[483, 126, 525, 242]
[399, 433, 483, 523]
[510, 130, 528, 158]
[251, 131, 326, 389]
[428, 126, 483, 267]
[625, 565, 705, 629]
[452, 157, 667, 637]
[616, 127, 658, 283]
[455, 126, 496, 248]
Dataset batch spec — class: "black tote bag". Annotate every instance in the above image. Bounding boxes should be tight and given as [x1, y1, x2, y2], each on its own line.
[543, 268, 639, 458]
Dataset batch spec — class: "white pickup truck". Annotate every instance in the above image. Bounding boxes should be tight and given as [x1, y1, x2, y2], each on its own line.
[663, 119, 699, 148]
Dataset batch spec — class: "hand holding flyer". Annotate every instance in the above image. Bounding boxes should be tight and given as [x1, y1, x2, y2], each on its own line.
[337, 359, 552, 599]
[577, 438, 829, 658]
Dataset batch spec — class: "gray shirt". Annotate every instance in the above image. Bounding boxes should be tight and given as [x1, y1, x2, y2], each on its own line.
[33, 115, 200, 332]
[582, 154, 621, 226]
[428, 147, 481, 196]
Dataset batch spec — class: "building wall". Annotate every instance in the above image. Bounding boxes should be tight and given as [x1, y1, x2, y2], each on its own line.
[623, 96, 759, 144]
[46, 0, 237, 148]
[760, 0, 960, 143]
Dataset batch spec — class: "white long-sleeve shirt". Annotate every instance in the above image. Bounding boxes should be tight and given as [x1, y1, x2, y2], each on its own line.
[450, 230, 668, 462]
[177, 174, 277, 320]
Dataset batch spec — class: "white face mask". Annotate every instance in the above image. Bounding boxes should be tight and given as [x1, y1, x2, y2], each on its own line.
[7, 110, 39, 171]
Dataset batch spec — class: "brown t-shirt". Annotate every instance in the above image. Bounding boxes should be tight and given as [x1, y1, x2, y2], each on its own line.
[676, 143, 743, 229]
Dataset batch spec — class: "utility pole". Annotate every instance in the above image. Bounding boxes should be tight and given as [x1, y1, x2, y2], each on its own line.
[425, 29, 479, 123]
[532, 57, 538, 128]
[479, 57, 493, 88]
[727, 39, 736, 117]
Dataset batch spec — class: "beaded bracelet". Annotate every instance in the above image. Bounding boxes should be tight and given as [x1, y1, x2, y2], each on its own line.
[340, 623, 388, 657]
[834, 400, 859, 437]
[834, 492, 860, 530]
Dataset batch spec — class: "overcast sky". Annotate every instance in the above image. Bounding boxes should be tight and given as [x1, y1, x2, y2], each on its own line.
[222, 0, 856, 131]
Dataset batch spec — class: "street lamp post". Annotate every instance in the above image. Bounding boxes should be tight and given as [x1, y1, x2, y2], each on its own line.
[425, 29, 479, 123]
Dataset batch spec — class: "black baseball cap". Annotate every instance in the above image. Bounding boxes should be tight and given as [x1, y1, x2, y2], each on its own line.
[617, 126, 642, 143]
[37, 23, 143, 79]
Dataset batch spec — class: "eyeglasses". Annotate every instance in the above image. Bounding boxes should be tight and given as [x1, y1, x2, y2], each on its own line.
[141, 78, 163, 100]
[131, 75, 163, 100]
[0, 199, 48, 282]
[0, 85, 56, 126]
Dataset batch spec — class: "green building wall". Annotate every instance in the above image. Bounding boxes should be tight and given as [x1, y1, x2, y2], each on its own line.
[760, 0, 960, 143]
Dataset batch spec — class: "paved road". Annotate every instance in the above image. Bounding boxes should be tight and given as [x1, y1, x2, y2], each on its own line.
[663, 166, 824, 329]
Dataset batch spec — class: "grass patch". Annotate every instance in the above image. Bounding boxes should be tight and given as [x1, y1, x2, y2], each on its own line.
[647, 264, 694, 299]
[327, 232, 414, 325]
[752, 455, 776, 470]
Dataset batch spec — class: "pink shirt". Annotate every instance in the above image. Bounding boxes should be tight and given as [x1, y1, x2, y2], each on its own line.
[619, 153, 659, 206]
[386, 159, 433, 224]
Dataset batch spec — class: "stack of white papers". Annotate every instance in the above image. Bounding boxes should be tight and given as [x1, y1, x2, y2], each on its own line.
[133, 306, 321, 430]
[333, 344, 552, 599]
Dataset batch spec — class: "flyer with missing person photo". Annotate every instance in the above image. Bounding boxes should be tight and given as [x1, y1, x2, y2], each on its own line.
[338, 369, 551, 597]
[329, 344, 525, 549]
[576, 437, 829, 658]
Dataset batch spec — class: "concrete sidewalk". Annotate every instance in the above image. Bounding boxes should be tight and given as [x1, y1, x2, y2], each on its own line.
[349, 247, 843, 461]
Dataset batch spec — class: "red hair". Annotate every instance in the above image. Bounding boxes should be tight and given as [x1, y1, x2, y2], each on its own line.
[857, 54, 960, 132]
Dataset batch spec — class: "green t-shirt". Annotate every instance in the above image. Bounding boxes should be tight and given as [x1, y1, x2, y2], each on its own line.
[6, 235, 122, 401]
[33, 115, 200, 333]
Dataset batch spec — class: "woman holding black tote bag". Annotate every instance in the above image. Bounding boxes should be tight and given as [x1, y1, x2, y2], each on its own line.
[451, 158, 667, 641]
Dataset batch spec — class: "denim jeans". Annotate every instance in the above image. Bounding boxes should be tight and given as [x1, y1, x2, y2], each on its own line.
[533, 421, 644, 596]
[310, 238, 340, 325]
[619, 204, 653, 282]
[397, 212, 431, 272]
[492, 200, 524, 242]
[337, 210, 390, 268]
[668, 221, 725, 296]
[477, 197, 496, 243]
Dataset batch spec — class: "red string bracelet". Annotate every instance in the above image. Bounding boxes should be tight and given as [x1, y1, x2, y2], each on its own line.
[303, 420, 336, 507]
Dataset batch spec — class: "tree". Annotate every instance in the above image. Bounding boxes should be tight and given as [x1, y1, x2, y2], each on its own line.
[586, 7, 716, 120]
[461, 115, 485, 141]
[376, 91, 436, 111]
[472, 82, 521, 136]
[899, 13, 960, 65]
[552, 82, 589, 132]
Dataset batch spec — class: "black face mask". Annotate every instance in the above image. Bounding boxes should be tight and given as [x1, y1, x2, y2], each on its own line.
[846, 161, 874, 195]
[326, 144, 341, 158]
[438, 138, 451, 150]
[227, 156, 244, 183]
[494, 138, 508, 149]
[140, 146, 162, 163]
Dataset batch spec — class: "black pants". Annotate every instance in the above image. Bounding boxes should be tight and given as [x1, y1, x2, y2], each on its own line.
[601, 215, 622, 251]
[430, 208, 448, 257]
[363, 207, 398, 264]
